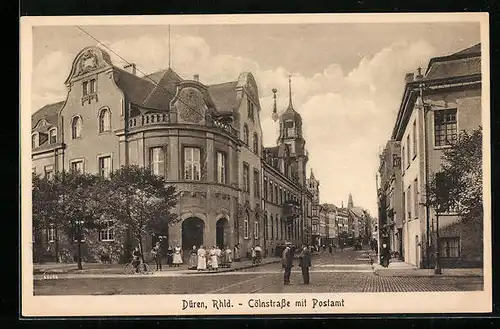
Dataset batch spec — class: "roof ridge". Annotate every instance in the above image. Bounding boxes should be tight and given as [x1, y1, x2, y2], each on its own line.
[208, 81, 238, 88]
[32, 100, 65, 117]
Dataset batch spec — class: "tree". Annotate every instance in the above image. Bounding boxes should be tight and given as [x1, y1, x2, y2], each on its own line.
[57, 171, 107, 270]
[103, 165, 180, 262]
[428, 127, 483, 221]
[32, 170, 105, 268]
[32, 172, 62, 262]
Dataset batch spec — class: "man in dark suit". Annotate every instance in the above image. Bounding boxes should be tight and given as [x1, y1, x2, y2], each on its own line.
[299, 244, 312, 284]
[281, 242, 294, 285]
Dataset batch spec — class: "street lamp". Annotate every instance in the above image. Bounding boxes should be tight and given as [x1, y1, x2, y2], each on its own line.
[272, 88, 278, 122]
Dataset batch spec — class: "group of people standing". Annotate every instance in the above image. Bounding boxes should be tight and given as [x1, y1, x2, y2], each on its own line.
[151, 242, 183, 271]
[192, 245, 238, 271]
[281, 242, 313, 285]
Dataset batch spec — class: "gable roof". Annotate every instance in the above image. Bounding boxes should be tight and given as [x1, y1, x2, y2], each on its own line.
[113, 67, 183, 110]
[32, 100, 65, 130]
[207, 81, 239, 114]
[423, 43, 481, 81]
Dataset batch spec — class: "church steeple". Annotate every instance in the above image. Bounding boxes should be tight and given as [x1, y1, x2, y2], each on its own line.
[288, 74, 293, 110]
[348, 193, 354, 209]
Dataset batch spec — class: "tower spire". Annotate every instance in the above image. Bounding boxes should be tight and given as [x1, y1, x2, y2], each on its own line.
[288, 74, 293, 109]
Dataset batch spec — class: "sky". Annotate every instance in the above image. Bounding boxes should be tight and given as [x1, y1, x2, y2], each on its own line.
[30, 22, 480, 216]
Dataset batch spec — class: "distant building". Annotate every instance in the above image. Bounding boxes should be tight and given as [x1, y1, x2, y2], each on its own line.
[390, 43, 482, 268]
[377, 140, 404, 259]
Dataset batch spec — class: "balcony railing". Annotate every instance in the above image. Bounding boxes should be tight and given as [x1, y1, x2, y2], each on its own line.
[129, 113, 170, 128]
[211, 120, 238, 138]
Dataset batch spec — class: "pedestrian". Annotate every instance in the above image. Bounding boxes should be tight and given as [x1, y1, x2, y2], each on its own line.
[255, 245, 262, 263]
[197, 245, 207, 271]
[151, 241, 162, 271]
[173, 244, 183, 267]
[225, 245, 233, 268]
[328, 244, 332, 253]
[299, 244, 312, 284]
[189, 245, 198, 270]
[250, 247, 257, 266]
[215, 245, 222, 267]
[234, 244, 241, 262]
[281, 242, 294, 285]
[210, 246, 219, 270]
[166, 245, 173, 267]
[132, 246, 142, 273]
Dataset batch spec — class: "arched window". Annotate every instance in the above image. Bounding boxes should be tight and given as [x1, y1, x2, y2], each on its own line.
[254, 217, 259, 239]
[71, 116, 82, 139]
[270, 215, 274, 240]
[31, 133, 38, 149]
[49, 128, 57, 144]
[244, 211, 250, 239]
[243, 124, 249, 145]
[98, 109, 111, 133]
[253, 133, 259, 154]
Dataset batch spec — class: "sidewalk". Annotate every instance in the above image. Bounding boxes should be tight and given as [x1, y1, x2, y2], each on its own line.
[33, 257, 281, 280]
[373, 260, 483, 277]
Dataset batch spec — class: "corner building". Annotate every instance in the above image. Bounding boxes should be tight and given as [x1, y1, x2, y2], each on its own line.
[31, 46, 315, 262]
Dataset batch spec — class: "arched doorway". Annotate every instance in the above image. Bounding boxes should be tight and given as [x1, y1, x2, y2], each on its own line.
[216, 218, 229, 248]
[182, 217, 204, 251]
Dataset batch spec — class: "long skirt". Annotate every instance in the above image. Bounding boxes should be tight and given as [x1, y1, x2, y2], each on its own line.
[210, 255, 218, 269]
[197, 256, 207, 270]
[173, 253, 183, 264]
[189, 254, 197, 269]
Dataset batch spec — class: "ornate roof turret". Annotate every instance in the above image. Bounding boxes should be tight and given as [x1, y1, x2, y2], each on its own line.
[279, 75, 303, 125]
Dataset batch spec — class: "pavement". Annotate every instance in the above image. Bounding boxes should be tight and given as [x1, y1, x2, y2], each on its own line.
[33, 246, 484, 295]
[33, 257, 282, 280]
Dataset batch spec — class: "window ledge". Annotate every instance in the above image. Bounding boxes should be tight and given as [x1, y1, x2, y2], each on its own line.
[434, 145, 453, 150]
[100, 239, 115, 242]
[99, 130, 112, 135]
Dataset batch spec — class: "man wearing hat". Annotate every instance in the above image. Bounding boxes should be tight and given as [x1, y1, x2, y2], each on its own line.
[281, 242, 295, 285]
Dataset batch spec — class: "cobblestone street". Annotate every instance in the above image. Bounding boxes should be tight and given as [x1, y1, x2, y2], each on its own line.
[34, 248, 483, 295]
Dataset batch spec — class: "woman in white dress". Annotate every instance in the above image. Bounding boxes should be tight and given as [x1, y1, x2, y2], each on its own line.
[210, 246, 218, 270]
[197, 245, 207, 271]
[225, 246, 233, 268]
[172, 244, 183, 267]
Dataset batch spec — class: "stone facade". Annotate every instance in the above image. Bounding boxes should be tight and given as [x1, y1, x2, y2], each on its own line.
[31, 46, 316, 264]
[388, 43, 483, 268]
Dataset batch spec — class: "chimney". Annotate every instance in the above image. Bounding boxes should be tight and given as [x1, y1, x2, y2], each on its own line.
[124, 63, 137, 76]
[193, 74, 199, 82]
[404, 73, 414, 84]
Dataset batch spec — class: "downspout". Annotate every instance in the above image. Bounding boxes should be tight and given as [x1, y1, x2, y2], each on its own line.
[420, 84, 431, 269]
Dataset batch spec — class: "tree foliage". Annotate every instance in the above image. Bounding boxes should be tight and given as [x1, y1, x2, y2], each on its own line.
[428, 127, 483, 221]
[102, 165, 180, 258]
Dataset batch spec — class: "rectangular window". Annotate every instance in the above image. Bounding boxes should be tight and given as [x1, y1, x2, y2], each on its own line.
[248, 100, 255, 121]
[253, 169, 260, 198]
[89, 79, 96, 93]
[49, 129, 57, 144]
[434, 109, 458, 147]
[184, 147, 201, 181]
[83, 81, 88, 96]
[216, 152, 227, 184]
[264, 178, 268, 200]
[243, 163, 250, 192]
[254, 220, 259, 239]
[99, 221, 115, 241]
[243, 216, 249, 239]
[98, 156, 111, 178]
[274, 185, 278, 204]
[70, 160, 84, 173]
[412, 120, 417, 158]
[402, 145, 405, 172]
[406, 135, 410, 167]
[402, 191, 406, 221]
[285, 120, 294, 137]
[47, 225, 56, 243]
[440, 237, 460, 258]
[413, 179, 418, 218]
[149, 147, 166, 177]
[406, 186, 412, 219]
[435, 172, 459, 213]
[44, 165, 54, 180]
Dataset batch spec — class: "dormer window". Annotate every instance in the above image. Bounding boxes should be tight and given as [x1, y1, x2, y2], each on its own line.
[71, 116, 82, 139]
[31, 133, 38, 149]
[49, 128, 57, 144]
